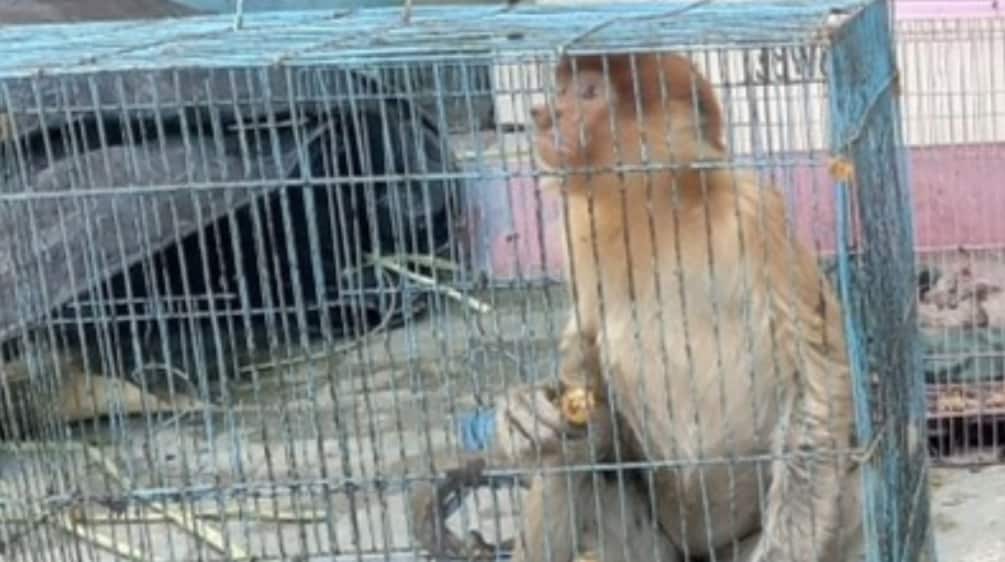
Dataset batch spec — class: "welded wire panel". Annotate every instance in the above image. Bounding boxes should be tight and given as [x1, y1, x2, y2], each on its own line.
[895, 13, 1005, 465]
[0, 2, 933, 562]
[0, 66, 460, 343]
[0, 0, 869, 75]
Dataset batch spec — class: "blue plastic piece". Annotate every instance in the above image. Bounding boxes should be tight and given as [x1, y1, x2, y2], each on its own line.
[456, 409, 497, 453]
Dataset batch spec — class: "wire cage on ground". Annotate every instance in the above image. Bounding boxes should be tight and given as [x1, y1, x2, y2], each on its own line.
[892, 4, 1005, 465]
[0, 2, 933, 562]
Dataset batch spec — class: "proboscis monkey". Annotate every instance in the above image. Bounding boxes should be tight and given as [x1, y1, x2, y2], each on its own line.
[516, 50, 865, 562]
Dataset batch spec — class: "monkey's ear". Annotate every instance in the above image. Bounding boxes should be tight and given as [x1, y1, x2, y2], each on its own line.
[640, 52, 727, 150]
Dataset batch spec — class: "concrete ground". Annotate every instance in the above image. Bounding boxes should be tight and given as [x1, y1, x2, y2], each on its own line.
[931, 462, 1005, 561]
[1, 283, 1003, 562]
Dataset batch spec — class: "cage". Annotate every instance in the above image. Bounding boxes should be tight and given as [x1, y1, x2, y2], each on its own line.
[891, 1, 1005, 466]
[0, 1, 934, 561]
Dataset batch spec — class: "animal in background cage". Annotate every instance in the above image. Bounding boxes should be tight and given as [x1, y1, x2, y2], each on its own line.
[891, 6, 1005, 464]
[0, 2, 933, 562]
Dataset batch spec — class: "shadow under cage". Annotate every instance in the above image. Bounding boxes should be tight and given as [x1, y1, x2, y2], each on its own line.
[0, 65, 465, 437]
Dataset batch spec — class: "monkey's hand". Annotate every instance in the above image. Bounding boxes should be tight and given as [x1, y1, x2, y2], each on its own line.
[560, 385, 597, 427]
[491, 383, 596, 466]
[409, 381, 617, 561]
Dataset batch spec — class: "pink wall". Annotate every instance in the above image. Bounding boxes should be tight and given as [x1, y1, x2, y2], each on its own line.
[468, 161, 840, 281]
[911, 143, 1005, 252]
[468, 143, 1005, 280]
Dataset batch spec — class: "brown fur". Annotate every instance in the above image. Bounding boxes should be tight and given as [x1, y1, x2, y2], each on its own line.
[519, 51, 865, 562]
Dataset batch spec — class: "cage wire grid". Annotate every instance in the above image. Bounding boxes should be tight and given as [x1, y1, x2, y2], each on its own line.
[893, 13, 1005, 467]
[0, 1, 934, 562]
[0, 0, 867, 76]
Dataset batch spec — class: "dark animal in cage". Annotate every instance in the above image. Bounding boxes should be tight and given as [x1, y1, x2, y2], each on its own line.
[0, 65, 465, 433]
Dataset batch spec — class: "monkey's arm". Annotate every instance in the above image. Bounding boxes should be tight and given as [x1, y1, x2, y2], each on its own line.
[407, 384, 563, 561]
[556, 313, 602, 395]
[490, 382, 587, 465]
[409, 379, 614, 560]
[554, 312, 621, 465]
[408, 307, 608, 559]
[750, 269, 857, 562]
[750, 366, 854, 561]
[408, 458, 507, 561]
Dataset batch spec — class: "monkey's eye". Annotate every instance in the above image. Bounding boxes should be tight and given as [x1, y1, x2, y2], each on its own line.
[580, 83, 597, 99]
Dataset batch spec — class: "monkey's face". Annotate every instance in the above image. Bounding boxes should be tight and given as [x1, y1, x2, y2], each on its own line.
[530, 70, 621, 172]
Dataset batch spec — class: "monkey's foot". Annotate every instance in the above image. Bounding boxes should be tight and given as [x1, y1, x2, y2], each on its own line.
[408, 458, 517, 561]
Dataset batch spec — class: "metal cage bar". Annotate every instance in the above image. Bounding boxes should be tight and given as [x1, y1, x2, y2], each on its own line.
[0, 2, 936, 561]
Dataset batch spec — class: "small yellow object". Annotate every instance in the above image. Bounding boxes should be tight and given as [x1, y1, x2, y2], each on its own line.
[560, 386, 595, 426]
[828, 157, 856, 183]
[574, 550, 599, 562]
